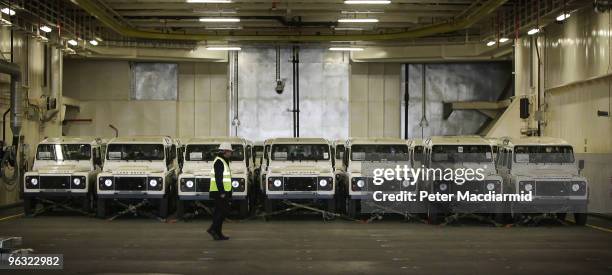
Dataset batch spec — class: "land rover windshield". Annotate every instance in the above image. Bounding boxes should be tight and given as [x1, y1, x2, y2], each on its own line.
[513, 145, 574, 164]
[36, 144, 91, 161]
[106, 144, 165, 161]
[431, 145, 493, 163]
[185, 144, 244, 161]
[350, 145, 409, 161]
[271, 144, 330, 161]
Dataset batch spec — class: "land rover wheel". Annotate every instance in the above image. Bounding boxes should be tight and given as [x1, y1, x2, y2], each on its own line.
[23, 197, 35, 216]
[239, 200, 249, 218]
[574, 213, 587, 226]
[159, 197, 169, 218]
[264, 198, 276, 213]
[82, 195, 92, 212]
[556, 213, 567, 221]
[427, 206, 441, 225]
[96, 198, 107, 218]
[176, 200, 185, 218]
[347, 199, 357, 218]
[326, 199, 336, 213]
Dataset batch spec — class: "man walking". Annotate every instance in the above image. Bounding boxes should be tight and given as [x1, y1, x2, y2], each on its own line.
[207, 142, 233, 241]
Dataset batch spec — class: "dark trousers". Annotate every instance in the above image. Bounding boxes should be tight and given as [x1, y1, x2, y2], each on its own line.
[210, 196, 230, 234]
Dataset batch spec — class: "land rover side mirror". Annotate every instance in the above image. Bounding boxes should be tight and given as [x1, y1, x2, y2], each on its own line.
[578, 159, 585, 171]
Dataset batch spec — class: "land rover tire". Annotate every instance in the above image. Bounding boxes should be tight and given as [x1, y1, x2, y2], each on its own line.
[82, 195, 92, 212]
[159, 196, 169, 218]
[574, 213, 587, 226]
[239, 200, 249, 218]
[96, 198, 107, 218]
[23, 197, 35, 216]
[556, 213, 567, 221]
[346, 199, 358, 218]
[427, 205, 441, 225]
[264, 198, 276, 213]
[176, 200, 185, 218]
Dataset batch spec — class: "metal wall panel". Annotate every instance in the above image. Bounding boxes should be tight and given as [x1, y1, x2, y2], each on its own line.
[404, 62, 512, 138]
[237, 48, 349, 141]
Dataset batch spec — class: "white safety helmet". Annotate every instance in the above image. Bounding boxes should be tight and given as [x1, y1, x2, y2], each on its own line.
[218, 142, 233, 151]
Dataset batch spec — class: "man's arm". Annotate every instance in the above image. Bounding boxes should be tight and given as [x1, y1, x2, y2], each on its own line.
[214, 159, 225, 193]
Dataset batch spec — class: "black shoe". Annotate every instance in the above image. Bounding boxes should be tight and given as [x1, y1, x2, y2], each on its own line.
[207, 228, 221, 240]
[218, 234, 230, 241]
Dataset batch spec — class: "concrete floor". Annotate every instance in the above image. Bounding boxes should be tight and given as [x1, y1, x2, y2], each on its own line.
[1, 210, 612, 275]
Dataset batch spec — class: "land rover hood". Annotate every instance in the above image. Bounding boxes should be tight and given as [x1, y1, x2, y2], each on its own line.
[269, 164, 331, 175]
[183, 162, 247, 176]
[513, 166, 577, 178]
[37, 164, 90, 174]
[430, 162, 497, 176]
[107, 166, 164, 175]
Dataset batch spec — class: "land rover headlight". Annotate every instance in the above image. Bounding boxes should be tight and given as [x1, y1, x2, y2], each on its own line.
[273, 179, 282, 187]
[319, 179, 328, 187]
[104, 179, 113, 187]
[232, 180, 240, 188]
[149, 179, 158, 187]
[571, 183, 580, 192]
[524, 183, 533, 192]
[357, 179, 365, 188]
[438, 183, 448, 191]
[486, 182, 495, 191]
[73, 178, 81, 186]
[402, 180, 410, 188]
[31, 178, 38, 186]
[186, 180, 194, 188]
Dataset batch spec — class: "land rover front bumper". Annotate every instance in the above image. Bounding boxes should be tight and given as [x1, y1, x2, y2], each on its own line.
[97, 175, 166, 199]
[178, 176, 248, 200]
[23, 173, 89, 197]
[511, 180, 588, 213]
[265, 176, 334, 199]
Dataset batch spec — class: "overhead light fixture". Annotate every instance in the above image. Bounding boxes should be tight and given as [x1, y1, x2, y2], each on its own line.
[338, 18, 379, 23]
[334, 27, 364, 31]
[329, 47, 364, 51]
[187, 0, 232, 3]
[39, 25, 52, 33]
[556, 13, 570, 22]
[486, 41, 496, 47]
[341, 11, 384, 14]
[67, 39, 78, 46]
[207, 46, 241, 51]
[344, 0, 391, 4]
[206, 26, 243, 30]
[89, 40, 99, 46]
[1, 7, 15, 16]
[199, 17, 240, 22]
[527, 28, 540, 35]
[499, 37, 509, 43]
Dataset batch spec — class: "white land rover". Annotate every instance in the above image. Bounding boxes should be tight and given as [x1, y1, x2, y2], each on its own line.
[497, 137, 588, 225]
[263, 138, 336, 212]
[177, 136, 254, 217]
[23, 137, 105, 215]
[344, 137, 416, 218]
[96, 136, 178, 218]
[424, 136, 505, 224]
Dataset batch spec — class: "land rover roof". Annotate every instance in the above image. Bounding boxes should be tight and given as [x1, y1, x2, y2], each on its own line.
[503, 137, 570, 147]
[108, 136, 173, 145]
[40, 136, 103, 145]
[426, 136, 489, 146]
[270, 137, 329, 144]
[184, 136, 247, 145]
[348, 137, 408, 145]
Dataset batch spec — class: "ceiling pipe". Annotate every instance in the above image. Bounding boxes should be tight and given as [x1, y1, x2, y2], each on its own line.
[71, 0, 508, 42]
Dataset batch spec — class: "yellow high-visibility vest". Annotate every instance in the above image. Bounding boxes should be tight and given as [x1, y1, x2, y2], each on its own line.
[210, 156, 232, 192]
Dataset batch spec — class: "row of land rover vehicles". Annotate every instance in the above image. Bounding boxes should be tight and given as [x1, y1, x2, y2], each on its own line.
[22, 135, 589, 225]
